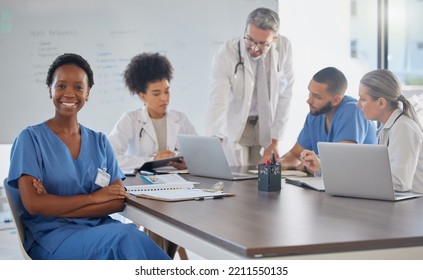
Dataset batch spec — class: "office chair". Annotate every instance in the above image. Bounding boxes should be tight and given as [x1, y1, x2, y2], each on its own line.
[3, 177, 187, 260]
[3, 178, 32, 260]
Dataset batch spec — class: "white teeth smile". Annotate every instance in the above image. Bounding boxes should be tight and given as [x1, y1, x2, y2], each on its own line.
[62, 102, 77, 107]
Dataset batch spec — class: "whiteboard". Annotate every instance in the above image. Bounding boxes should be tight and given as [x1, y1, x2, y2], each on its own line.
[0, 0, 278, 143]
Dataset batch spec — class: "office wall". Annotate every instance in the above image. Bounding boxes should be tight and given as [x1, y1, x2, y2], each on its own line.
[0, 145, 11, 185]
[0, 0, 278, 143]
[278, 0, 369, 154]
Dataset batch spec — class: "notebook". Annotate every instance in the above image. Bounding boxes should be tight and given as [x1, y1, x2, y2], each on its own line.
[140, 173, 189, 184]
[285, 176, 325, 192]
[317, 142, 422, 201]
[177, 135, 258, 180]
[126, 182, 234, 202]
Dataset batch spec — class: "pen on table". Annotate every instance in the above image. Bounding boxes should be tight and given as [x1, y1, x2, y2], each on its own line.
[195, 196, 224, 201]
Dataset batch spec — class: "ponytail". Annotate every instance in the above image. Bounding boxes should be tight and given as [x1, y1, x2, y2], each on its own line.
[398, 95, 423, 131]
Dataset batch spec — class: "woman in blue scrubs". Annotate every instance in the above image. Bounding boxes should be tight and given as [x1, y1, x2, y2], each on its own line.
[7, 53, 170, 260]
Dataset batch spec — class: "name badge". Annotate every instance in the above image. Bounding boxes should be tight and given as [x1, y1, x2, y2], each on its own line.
[95, 168, 111, 187]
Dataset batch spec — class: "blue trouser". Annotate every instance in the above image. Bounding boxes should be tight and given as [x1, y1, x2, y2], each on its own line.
[28, 222, 171, 260]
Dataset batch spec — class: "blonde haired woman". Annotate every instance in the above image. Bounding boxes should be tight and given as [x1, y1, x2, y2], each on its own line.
[357, 69, 423, 193]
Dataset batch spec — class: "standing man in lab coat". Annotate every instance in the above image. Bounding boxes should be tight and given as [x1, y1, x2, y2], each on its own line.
[205, 7, 294, 166]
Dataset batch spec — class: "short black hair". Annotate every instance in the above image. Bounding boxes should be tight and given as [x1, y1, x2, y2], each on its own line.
[313, 67, 347, 96]
[46, 53, 94, 88]
[123, 52, 173, 95]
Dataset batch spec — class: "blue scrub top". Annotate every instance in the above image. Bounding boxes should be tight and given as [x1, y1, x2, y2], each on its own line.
[8, 122, 125, 254]
[297, 95, 377, 154]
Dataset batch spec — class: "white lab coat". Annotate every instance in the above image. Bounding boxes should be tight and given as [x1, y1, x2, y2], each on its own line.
[205, 35, 294, 166]
[378, 109, 423, 193]
[108, 107, 197, 171]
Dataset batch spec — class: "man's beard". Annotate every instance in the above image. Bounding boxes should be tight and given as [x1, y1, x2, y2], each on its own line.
[310, 101, 332, 116]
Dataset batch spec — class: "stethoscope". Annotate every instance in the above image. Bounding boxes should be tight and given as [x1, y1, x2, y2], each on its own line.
[383, 112, 404, 146]
[139, 121, 147, 139]
[234, 40, 244, 74]
[234, 37, 281, 75]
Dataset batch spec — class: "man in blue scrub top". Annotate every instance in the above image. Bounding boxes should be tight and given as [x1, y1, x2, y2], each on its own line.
[279, 67, 377, 174]
[7, 53, 170, 260]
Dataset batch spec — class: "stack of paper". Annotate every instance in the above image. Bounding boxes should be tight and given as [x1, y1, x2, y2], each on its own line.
[140, 173, 188, 184]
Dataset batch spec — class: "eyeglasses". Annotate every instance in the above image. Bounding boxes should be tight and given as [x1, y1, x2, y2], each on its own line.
[243, 36, 273, 50]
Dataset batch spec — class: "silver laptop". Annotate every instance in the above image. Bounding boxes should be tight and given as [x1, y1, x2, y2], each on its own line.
[317, 142, 422, 201]
[177, 135, 258, 180]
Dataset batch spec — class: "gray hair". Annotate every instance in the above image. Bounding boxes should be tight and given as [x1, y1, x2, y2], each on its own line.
[360, 69, 422, 130]
[246, 7, 280, 33]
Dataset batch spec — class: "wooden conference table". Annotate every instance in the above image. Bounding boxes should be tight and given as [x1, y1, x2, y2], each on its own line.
[122, 175, 423, 259]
